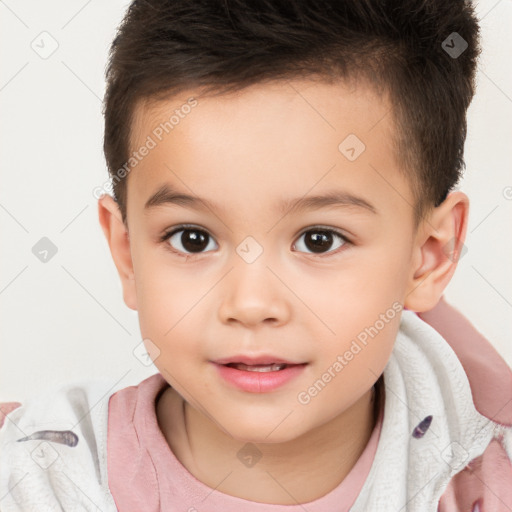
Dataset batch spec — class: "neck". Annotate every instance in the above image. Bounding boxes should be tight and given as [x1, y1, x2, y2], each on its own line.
[159, 381, 382, 505]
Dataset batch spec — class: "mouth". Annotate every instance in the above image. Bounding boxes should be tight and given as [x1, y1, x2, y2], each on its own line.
[211, 358, 309, 393]
[222, 362, 304, 372]
[213, 354, 308, 366]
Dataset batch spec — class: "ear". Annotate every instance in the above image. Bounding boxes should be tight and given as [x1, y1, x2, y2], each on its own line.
[404, 191, 469, 312]
[97, 194, 137, 311]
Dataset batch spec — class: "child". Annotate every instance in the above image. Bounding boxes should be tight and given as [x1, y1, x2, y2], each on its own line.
[1, 0, 511, 510]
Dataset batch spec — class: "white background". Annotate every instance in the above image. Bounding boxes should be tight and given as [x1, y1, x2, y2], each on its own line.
[1, 0, 511, 403]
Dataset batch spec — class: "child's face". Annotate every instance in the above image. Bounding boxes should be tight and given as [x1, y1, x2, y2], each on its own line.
[116, 79, 423, 441]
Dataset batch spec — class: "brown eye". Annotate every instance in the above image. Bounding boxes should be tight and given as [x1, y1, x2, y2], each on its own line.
[165, 227, 217, 254]
[293, 228, 349, 255]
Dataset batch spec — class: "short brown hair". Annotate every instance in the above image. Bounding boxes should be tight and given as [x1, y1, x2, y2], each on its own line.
[102, 0, 481, 229]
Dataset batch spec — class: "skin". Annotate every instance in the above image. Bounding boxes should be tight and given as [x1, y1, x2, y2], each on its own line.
[98, 78, 469, 505]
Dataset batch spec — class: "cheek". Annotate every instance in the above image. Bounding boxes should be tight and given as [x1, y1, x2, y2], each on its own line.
[299, 254, 407, 335]
[134, 264, 205, 355]
[306, 254, 405, 387]
[332, 310, 399, 375]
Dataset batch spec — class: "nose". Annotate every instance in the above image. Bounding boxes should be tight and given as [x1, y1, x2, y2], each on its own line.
[217, 257, 292, 328]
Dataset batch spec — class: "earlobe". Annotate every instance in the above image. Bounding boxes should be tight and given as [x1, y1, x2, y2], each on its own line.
[97, 194, 138, 311]
[404, 191, 469, 312]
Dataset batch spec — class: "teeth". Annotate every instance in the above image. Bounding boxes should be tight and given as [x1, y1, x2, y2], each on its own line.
[228, 363, 288, 372]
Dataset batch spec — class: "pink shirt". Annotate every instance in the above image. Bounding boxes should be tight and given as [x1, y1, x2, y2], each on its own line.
[107, 372, 383, 511]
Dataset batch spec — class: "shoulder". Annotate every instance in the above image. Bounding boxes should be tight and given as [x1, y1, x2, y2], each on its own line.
[0, 378, 121, 511]
[0, 377, 121, 433]
[415, 297, 512, 510]
[438, 429, 512, 511]
[416, 296, 512, 427]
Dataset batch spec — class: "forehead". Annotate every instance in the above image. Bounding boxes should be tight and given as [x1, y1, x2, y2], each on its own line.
[127, 78, 414, 227]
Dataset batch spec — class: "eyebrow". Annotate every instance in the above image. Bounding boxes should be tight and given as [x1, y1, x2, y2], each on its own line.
[144, 183, 378, 216]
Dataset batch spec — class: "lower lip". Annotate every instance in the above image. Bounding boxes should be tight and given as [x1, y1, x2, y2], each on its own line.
[212, 362, 307, 393]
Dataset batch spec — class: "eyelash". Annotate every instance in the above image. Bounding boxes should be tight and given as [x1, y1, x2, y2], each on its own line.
[159, 223, 353, 260]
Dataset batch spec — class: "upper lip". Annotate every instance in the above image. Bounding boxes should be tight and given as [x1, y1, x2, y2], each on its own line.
[212, 355, 307, 365]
